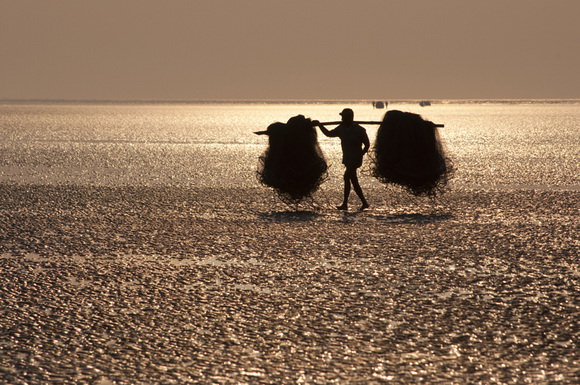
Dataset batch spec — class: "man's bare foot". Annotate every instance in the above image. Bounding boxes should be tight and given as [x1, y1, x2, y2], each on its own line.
[336, 204, 348, 210]
[359, 202, 370, 211]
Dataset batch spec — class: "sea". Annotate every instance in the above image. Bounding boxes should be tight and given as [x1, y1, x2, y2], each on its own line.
[1, 100, 579, 191]
[1, 101, 579, 383]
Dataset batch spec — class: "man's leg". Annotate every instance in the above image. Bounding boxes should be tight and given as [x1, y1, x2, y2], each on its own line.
[337, 170, 351, 210]
[349, 167, 369, 210]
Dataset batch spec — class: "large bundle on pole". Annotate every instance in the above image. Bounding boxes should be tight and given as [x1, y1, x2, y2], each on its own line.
[256, 115, 328, 204]
[371, 110, 453, 197]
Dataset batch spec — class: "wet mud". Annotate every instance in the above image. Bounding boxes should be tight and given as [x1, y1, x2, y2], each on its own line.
[0, 185, 578, 384]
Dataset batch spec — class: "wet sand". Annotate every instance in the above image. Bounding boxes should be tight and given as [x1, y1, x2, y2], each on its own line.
[0, 184, 578, 384]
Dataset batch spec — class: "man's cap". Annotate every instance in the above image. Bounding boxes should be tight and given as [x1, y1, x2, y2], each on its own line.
[340, 108, 354, 117]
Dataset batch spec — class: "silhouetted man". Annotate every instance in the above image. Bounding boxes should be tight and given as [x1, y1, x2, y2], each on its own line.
[314, 108, 370, 210]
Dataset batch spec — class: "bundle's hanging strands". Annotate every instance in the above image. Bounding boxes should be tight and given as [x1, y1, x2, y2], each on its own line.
[370, 110, 453, 197]
[255, 115, 328, 204]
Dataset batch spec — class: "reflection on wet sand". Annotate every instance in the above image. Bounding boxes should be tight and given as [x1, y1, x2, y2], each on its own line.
[1, 185, 577, 384]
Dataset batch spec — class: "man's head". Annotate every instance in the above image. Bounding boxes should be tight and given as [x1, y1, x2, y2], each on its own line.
[340, 108, 354, 123]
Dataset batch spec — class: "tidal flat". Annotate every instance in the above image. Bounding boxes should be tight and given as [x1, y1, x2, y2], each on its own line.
[0, 184, 578, 384]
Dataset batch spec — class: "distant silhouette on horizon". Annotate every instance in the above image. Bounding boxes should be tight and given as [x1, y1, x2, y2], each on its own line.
[314, 108, 370, 210]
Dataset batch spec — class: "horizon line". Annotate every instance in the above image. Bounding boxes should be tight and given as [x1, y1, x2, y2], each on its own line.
[1, 98, 580, 105]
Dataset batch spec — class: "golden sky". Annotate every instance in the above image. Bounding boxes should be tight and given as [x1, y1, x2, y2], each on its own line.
[1, 0, 579, 100]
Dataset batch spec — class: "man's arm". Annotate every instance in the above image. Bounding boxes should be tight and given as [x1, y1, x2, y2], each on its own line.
[361, 127, 370, 155]
[312, 120, 338, 138]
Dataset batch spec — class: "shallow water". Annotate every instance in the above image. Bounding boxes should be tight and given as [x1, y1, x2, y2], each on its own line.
[1, 101, 579, 190]
[0, 102, 578, 384]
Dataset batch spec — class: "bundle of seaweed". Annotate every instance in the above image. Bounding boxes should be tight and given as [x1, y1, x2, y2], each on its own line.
[256, 115, 328, 204]
[370, 110, 453, 197]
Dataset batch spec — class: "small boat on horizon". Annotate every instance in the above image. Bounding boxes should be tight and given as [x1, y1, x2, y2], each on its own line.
[372, 101, 388, 109]
[419, 101, 431, 107]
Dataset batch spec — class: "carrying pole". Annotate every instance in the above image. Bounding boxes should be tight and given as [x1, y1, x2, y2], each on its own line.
[319, 121, 444, 127]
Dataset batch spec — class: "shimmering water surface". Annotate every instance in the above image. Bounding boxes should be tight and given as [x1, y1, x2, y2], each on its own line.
[1, 102, 578, 384]
[1, 101, 579, 190]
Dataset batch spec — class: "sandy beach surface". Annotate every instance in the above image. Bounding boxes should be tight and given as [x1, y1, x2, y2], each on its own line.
[0, 184, 578, 384]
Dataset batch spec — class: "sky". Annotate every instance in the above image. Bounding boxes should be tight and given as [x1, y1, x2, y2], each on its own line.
[1, 0, 579, 101]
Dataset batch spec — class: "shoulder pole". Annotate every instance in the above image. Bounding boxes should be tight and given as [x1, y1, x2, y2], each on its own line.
[319, 121, 444, 127]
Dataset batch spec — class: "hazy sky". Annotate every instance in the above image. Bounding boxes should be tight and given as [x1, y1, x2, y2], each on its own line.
[2, 0, 579, 101]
